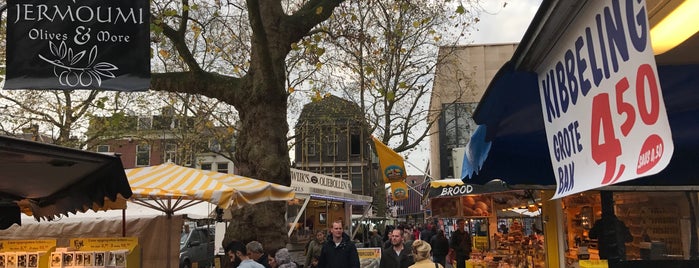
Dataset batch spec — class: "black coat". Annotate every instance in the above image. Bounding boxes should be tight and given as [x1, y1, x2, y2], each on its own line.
[379, 246, 414, 268]
[317, 233, 360, 268]
[430, 235, 450, 257]
[449, 230, 472, 257]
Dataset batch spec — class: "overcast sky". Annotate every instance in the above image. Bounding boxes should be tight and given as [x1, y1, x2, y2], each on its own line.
[406, 0, 542, 175]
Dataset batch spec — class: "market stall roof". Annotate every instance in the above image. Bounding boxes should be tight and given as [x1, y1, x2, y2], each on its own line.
[461, 0, 699, 189]
[0, 135, 133, 229]
[125, 163, 295, 214]
[427, 179, 510, 199]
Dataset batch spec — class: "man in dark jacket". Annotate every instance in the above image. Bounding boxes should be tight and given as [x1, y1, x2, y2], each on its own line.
[318, 220, 360, 268]
[449, 219, 471, 268]
[380, 229, 414, 268]
[430, 230, 450, 267]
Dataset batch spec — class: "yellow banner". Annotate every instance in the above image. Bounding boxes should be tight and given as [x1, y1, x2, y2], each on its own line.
[69, 237, 139, 251]
[372, 136, 407, 183]
[390, 181, 409, 201]
[0, 240, 56, 252]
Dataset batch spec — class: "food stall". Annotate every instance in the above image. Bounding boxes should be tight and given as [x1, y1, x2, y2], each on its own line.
[427, 180, 546, 267]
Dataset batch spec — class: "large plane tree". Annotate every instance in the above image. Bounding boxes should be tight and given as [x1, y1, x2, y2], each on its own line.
[150, 1, 346, 250]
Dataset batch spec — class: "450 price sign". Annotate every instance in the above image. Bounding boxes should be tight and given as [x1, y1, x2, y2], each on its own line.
[536, 0, 674, 198]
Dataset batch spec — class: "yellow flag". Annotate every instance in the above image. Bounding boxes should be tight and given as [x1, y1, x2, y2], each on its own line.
[372, 136, 407, 183]
[390, 181, 409, 201]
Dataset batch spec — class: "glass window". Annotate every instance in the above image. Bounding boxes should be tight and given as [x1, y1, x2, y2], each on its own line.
[164, 143, 177, 163]
[136, 143, 150, 166]
[350, 133, 361, 155]
[217, 163, 229, 174]
[96, 145, 110, 152]
[326, 133, 337, 156]
[201, 163, 212, 171]
[137, 116, 152, 130]
[306, 137, 316, 156]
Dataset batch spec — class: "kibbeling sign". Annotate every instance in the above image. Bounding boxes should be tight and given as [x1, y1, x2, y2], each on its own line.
[5, 0, 150, 91]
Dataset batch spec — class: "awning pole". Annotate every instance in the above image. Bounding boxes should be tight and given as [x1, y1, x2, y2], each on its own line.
[352, 204, 373, 239]
[288, 197, 311, 237]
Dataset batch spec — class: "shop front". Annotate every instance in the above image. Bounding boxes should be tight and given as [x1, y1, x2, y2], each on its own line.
[286, 169, 373, 245]
[452, 0, 699, 267]
[427, 179, 547, 267]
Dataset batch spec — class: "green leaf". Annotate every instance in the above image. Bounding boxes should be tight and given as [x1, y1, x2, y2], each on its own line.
[456, 5, 465, 14]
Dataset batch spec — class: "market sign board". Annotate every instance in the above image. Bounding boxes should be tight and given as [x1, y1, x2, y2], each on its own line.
[536, 0, 673, 198]
[290, 168, 353, 195]
[4, 0, 150, 91]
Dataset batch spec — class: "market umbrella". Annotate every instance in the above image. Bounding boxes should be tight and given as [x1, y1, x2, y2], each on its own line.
[124, 163, 295, 267]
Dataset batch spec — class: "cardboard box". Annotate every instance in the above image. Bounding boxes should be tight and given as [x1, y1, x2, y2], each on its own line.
[0, 253, 6, 268]
[62, 253, 75, 268]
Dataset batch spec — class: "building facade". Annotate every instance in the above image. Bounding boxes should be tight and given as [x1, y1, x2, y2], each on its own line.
[87, 111, 235, 172]
[293, 95, 384, 216]
[428, 44, 518, 180]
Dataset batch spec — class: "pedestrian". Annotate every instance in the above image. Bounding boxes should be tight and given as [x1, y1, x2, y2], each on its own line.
[225, 241, 243, 268]
[273, 248, 297, 268]
[306, 230, 325, 268]
[228, 240, 265, 268]
[419, 223, 434, 242]
[430, 230, 449, 267]
[370, 229, 383, 248]
[247, 241, 272, 268]
[409, 240, 444, 268]
[317, 220, 360, 268]
[449, 219, 471, 268]
[379, 229, 414, 268]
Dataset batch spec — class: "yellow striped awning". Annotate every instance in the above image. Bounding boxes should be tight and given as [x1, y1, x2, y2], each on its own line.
[125, 163, 294, 210]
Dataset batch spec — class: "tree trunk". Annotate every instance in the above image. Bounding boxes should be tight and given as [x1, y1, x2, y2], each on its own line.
[224, 92, 291, 251]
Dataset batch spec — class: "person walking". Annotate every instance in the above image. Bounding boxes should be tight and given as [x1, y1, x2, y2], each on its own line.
[317, 220, 360, 268]
[247, 241, 272, 268]
[272, 248, 297, 268]
[227, 240, 265, 268]
[409, 240, 444, 268]
[449, 219, 471, 268]
[379, 229, 414, 268]
[430, 230, 449, 267]
[306, 230, 325, 268]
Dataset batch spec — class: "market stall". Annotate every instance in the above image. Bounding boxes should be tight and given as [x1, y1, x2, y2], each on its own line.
[427, 179, 546, 267]
[285, 168, 373, 244]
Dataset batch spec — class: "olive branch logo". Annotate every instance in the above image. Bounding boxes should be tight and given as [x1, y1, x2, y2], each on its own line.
[38, 41, 118, 87]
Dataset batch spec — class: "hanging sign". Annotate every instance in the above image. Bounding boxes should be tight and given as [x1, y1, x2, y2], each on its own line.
[4, 0, 150, 91]
[536, 0, 674, 198]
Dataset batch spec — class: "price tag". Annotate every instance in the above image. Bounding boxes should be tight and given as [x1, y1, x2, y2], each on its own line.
[536, 0, 674, 198]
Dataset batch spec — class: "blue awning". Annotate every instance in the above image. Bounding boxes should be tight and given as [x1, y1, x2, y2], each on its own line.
[463, 63, 699, 187]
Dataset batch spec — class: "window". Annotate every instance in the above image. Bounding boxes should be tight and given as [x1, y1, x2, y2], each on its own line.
[305, 137, 316, 156]
[351, 174, 362, 192]
[350, 133, 361, 155]
[136, 143, 150, 166]
[217, 163, 229, 174]
[325, 134, 337, 156]
[209, 139, 221, 152]
[164, 143, 177, 163]
[201, 163, 212, 171]
[137, 116, 152, 130]
[439, 103, 478, 178]
[96, 145, 110, 153]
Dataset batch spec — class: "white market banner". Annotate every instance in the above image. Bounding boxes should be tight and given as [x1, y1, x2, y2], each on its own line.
[290, 168, 353, 195]
[536, 0, 674, 198]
